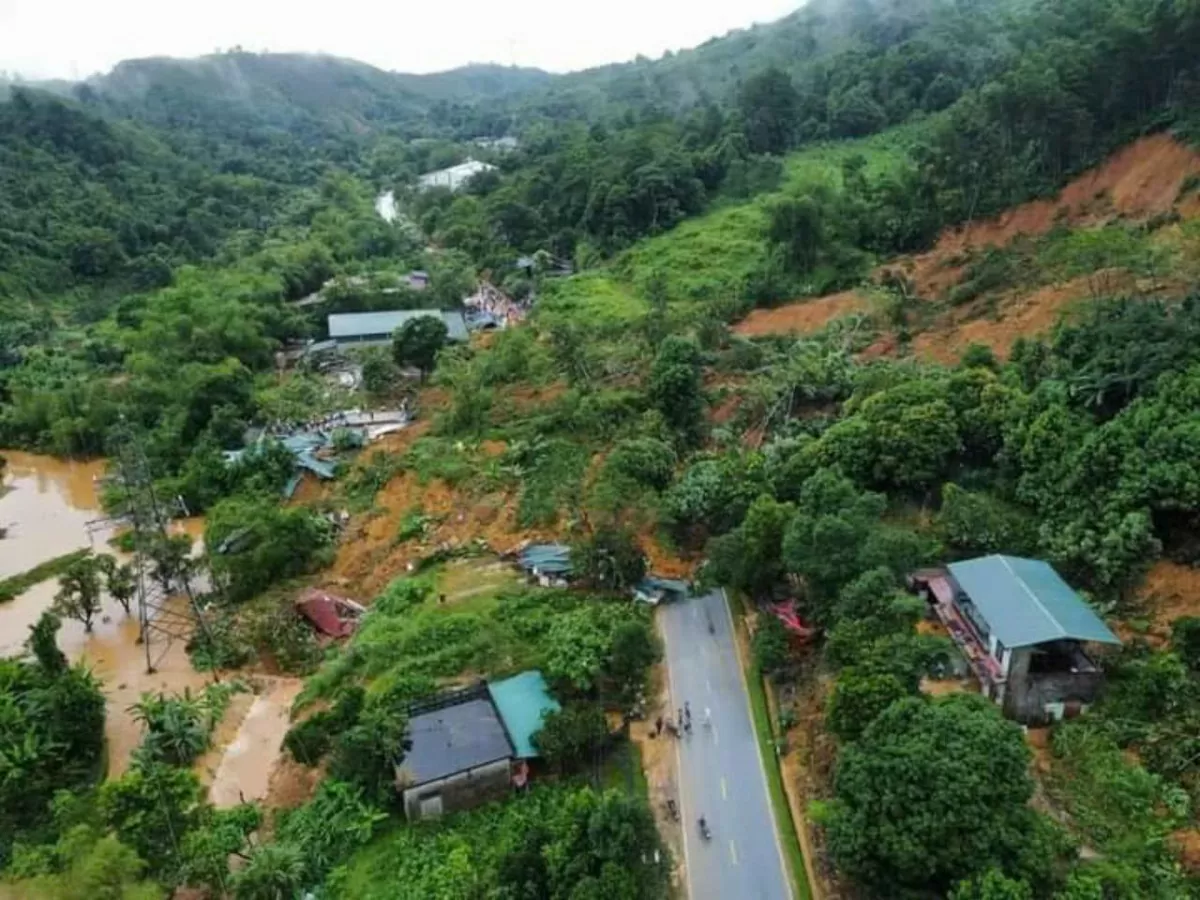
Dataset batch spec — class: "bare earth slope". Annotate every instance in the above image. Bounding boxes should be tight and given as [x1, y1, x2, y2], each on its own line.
[737, 133, 1200, 357]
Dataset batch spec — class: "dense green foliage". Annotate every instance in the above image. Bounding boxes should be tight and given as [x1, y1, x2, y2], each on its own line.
[5, 0, 1200, 895]
[823, 695, 1057, 892]
[330, 784, 668, 900]
[0, 614, 105, 865]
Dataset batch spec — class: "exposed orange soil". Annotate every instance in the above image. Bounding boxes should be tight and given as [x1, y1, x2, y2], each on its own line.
[324, 467, 547, 599]
[643, 533, 694, 579]
[909, 133, 1200, 294]
[741, 134, 1200, 346]
[710, 392, 742, 425]
[734, 290, 871, 337]
[497, 380, 568, 413]
[1171, 829, 1200, 874]
[288, 472, 327, 506]
[1126, 560, 1200, 646]
[263, 757, 325, 815]
[909, 270, 1136, 363]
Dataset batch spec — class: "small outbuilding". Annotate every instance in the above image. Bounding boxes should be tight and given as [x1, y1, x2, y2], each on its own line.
[632, 575, 690, 606]
[517, 543, 572, 585]
[295, 588, 364, 638]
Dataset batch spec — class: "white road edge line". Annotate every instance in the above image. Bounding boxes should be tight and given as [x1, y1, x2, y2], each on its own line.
[658, 609, 695, 900]
[730, 839, 739, 866]
[721, 588, 795, 900]
[720, 777, 728, 800]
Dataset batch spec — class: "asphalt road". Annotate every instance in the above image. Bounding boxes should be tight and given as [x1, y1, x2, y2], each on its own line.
[659, 588, 793, 900]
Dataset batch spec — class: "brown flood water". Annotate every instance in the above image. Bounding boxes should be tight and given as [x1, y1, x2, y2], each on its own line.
[0, 452, 298, 794]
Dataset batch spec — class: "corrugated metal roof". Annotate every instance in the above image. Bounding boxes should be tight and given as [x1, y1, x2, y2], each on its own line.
[399, 697, 513, 787]
[518, 543, 572, 575]
[487, 670, 560, 759]
[947, 555, 1121, 648]
[327, 310, 468, 342]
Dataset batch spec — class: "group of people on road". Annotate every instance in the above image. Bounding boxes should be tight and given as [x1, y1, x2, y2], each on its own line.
[654, 701, 713, 740]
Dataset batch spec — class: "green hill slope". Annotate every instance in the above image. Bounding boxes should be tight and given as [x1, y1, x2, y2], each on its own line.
[535, 125, 918, 328]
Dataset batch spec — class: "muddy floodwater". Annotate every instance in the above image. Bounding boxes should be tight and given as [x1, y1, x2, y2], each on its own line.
[1, 452, 299, 791]
[1, 451, 108, 655]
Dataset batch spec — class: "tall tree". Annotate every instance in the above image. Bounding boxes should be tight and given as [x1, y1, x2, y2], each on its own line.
[53, 555, 104, 632]
[648, 336, 706, 448]
[99, 554, 138, 617]
[392, 315, 448, 381]
[824, 695, 1056, 893]
[738, 67, 800, 155]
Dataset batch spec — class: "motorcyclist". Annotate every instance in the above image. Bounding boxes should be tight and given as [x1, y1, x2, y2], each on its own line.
[698, 816, 710, 839]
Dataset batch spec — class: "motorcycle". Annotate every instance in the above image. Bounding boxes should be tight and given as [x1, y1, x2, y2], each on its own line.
[698, 817, 711, 841]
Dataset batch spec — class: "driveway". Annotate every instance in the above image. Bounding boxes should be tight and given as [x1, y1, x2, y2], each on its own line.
[659, 588, 793, 900]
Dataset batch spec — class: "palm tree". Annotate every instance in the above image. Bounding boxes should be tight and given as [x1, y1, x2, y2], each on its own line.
[232, 842, 307, 900]
[130, 690, 209, 766]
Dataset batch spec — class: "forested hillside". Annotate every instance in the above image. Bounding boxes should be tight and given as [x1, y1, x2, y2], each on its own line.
[82, 54, 552, 140]
[4, 0, 1200, 898]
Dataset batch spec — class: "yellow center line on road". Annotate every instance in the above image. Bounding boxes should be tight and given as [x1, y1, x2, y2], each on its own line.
[720, 777, 728, 799]
[730, 839, 739, 866]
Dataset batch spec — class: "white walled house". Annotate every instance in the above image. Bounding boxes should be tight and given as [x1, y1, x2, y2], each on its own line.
[417, 159, 496, 192]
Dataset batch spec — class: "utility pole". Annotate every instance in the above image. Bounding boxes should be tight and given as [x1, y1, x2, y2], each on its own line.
[87, 420, 220, 676]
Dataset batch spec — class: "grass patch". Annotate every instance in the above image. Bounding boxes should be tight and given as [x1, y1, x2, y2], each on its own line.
[599, 735, 649, 799]
[0, 548, 91, 603]
[536, 271, 646, 329]
[620, 202, 771, 305]
[529, 128, 922, 335]
[436, 557, 524, 604]
[729, 591, 814, 900]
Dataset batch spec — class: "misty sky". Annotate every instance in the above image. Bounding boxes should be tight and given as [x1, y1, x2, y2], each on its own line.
[0, 0, 801, 80]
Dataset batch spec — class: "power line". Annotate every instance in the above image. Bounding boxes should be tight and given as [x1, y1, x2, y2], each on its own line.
[89, 419, 222, 678]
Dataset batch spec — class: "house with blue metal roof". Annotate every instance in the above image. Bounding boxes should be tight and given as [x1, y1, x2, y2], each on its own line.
[912, 554, 1121, 724]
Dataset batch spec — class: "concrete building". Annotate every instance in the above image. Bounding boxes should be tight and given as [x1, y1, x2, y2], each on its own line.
[417, 159, 496, 192]
[912, 555, 1121, 724]
[326, 309, 468, 347]
[395, 672, 560, 821]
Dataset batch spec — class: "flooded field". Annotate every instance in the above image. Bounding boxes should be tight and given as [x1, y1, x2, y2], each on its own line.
[1, 451, 109, 656]
[1, 452, 299, 795]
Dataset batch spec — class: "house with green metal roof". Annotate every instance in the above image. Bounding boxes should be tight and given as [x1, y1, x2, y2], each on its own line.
[912, 554, 1121, 724]
[487, 670, 560, 759]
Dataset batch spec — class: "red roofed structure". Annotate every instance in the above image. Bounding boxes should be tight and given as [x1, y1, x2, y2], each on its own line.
[295, 588, 364, 638]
